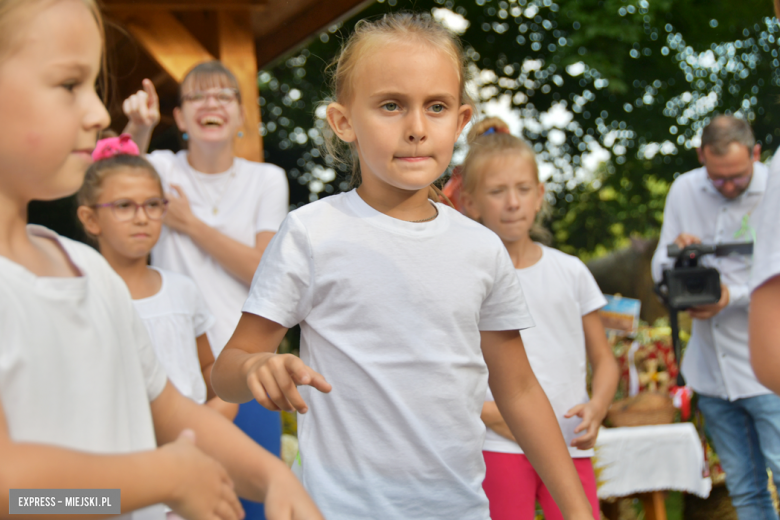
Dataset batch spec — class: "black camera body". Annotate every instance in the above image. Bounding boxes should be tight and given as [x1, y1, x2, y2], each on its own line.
[657, 242, 753, 311]
[661, 244, 721, 310]
[655, 241, 752, 386]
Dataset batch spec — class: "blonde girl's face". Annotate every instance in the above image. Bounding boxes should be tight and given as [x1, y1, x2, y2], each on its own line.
[80, 170, 165, 261]
[463, 152, 545, 244]
[328, 41, 472, 193]
[174, 76, 244, 146]
[0, 0, 110, 202]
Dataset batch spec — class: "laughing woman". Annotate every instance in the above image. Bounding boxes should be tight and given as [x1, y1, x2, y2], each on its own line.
[123, 60, 289, 520]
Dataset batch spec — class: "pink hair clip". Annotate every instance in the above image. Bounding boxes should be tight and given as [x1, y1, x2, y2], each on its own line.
[92, 133, 140, 161]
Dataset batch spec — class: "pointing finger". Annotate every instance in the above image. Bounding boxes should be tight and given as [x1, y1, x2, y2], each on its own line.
[142, 78, 159, 106]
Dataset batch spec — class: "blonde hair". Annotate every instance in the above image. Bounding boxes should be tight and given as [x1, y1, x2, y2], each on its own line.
[460, 116, 552, 244]
[0, 0, 106, 95]
[323, 12, 474, 202]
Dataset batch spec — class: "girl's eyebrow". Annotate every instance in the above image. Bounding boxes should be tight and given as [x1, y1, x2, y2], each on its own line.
[48, 62, 92, 76]
[369, 90, 457, 102]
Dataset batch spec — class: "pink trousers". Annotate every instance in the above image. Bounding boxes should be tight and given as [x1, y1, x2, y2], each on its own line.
[482, 451, 600, 520]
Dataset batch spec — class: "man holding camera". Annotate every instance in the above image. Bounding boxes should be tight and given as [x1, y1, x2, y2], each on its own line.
[652, 115, 780, 520]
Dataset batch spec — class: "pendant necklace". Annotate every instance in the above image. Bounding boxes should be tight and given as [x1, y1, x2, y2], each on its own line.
[191, 162, 237, 216]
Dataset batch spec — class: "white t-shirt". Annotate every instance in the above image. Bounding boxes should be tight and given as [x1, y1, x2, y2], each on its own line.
[752, 151, 780, 292]
[133, 267, 215, 405]
[0, 226, 167, 520]
[147, 150, 288, 354]
[243, 190, 534, 520]
[483, 245, 607, 458]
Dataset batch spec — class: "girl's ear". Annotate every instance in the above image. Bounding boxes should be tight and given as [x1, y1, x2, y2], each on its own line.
[173, 107, 187, 133]
[460, 192, 480, 221]
[326, 102, 356, 143]
[456, 104, 474, 138]
[76, 206, 101, 237]
[536, 182, 546, 213]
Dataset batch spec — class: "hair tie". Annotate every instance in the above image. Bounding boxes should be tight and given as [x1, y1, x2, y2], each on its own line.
[482, 126, 511, 137]
[92, 133, 140, 161]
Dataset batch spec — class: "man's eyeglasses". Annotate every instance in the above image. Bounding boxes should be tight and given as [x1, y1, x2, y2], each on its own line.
[180, 88, 240, 106]
[93, 198, 168, 222]
[708, 172, 752, 189]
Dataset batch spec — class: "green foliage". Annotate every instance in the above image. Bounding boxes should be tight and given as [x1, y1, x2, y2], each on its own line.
[258, 0, 778, 256]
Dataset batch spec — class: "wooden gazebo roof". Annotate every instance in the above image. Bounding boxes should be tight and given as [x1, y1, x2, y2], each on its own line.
[102, 0, 371, 161]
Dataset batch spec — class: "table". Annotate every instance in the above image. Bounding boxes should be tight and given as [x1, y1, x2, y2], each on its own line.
[594, 423, 712, 520]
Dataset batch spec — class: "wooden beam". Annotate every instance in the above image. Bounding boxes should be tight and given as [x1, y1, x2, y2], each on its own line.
[120, 11, 215, 83]
[218, 10, 263, 162]
[103, 0, 268, 11]
[254, 0, 372, 69]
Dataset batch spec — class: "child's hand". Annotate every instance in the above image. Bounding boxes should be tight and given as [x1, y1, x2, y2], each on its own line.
[163, 429, 245, 520]
[246, 353, 331, 414]
[564, 402, 605, 451]
[122, 79, 160, 130]
[264, 470, 325, 520]
[165, 185, 198, 234]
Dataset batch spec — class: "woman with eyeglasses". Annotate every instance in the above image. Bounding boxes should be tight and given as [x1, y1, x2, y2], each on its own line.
[123, 61, 288, 520]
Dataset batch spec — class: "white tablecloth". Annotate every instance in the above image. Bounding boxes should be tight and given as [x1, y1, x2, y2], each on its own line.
[594, 423, 712, 499]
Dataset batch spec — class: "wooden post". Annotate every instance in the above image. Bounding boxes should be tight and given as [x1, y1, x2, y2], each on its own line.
[639, 491, 668, 520]
[218, 10, 263, 162]
[121, 11, 215, 83]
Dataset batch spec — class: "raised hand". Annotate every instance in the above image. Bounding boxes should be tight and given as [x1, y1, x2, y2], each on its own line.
[163, 429, 245, 520]
[123, 78, 160, 130]
[245, 353, 331, 414]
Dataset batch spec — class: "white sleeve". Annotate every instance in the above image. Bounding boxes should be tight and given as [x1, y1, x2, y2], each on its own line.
[255, 165, 289, 234]
[485, 385, 495, 402]
[479, 245, 535, 331]
[190, 282, 216, 338]
[130, 301, 168, 401]
[242, 212, 314, 327]
[145, 150, 177, 184]
[651, 180, 685, 282]
[576, 259, 608, 315]
[752, 152, 780, 292]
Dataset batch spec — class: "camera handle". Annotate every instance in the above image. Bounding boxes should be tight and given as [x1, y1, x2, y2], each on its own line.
[668, 308, 686, 387]
[653, 281, 686, 386]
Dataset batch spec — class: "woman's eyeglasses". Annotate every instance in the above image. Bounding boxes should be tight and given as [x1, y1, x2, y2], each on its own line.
[93, 198, 168, 222]
[180, 88, 240, 106]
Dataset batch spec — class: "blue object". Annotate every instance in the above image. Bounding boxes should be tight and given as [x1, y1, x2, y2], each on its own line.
[698, 393, 780, 520]
[182, 132, 188, 141]
[233, 401, 281, 520]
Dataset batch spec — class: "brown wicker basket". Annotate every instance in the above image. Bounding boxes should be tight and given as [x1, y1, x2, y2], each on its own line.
[606, 392, 676, 427]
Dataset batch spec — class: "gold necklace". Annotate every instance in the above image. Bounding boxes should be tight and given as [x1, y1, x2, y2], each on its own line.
[411, 203, 439, 223]
[190, 163, 237, 216]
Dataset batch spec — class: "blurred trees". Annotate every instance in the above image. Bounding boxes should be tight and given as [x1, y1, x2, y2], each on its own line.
[257, 0, 778, 258]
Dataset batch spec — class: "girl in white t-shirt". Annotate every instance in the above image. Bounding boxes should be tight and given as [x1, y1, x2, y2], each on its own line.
[212, 13, 595, 520]
[456, 117, 620, 520]
[76, 134, 238, 421]
[0, 2, 322, 519]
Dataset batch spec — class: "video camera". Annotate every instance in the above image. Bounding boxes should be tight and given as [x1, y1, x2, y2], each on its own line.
[654, 241, 753, 385]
